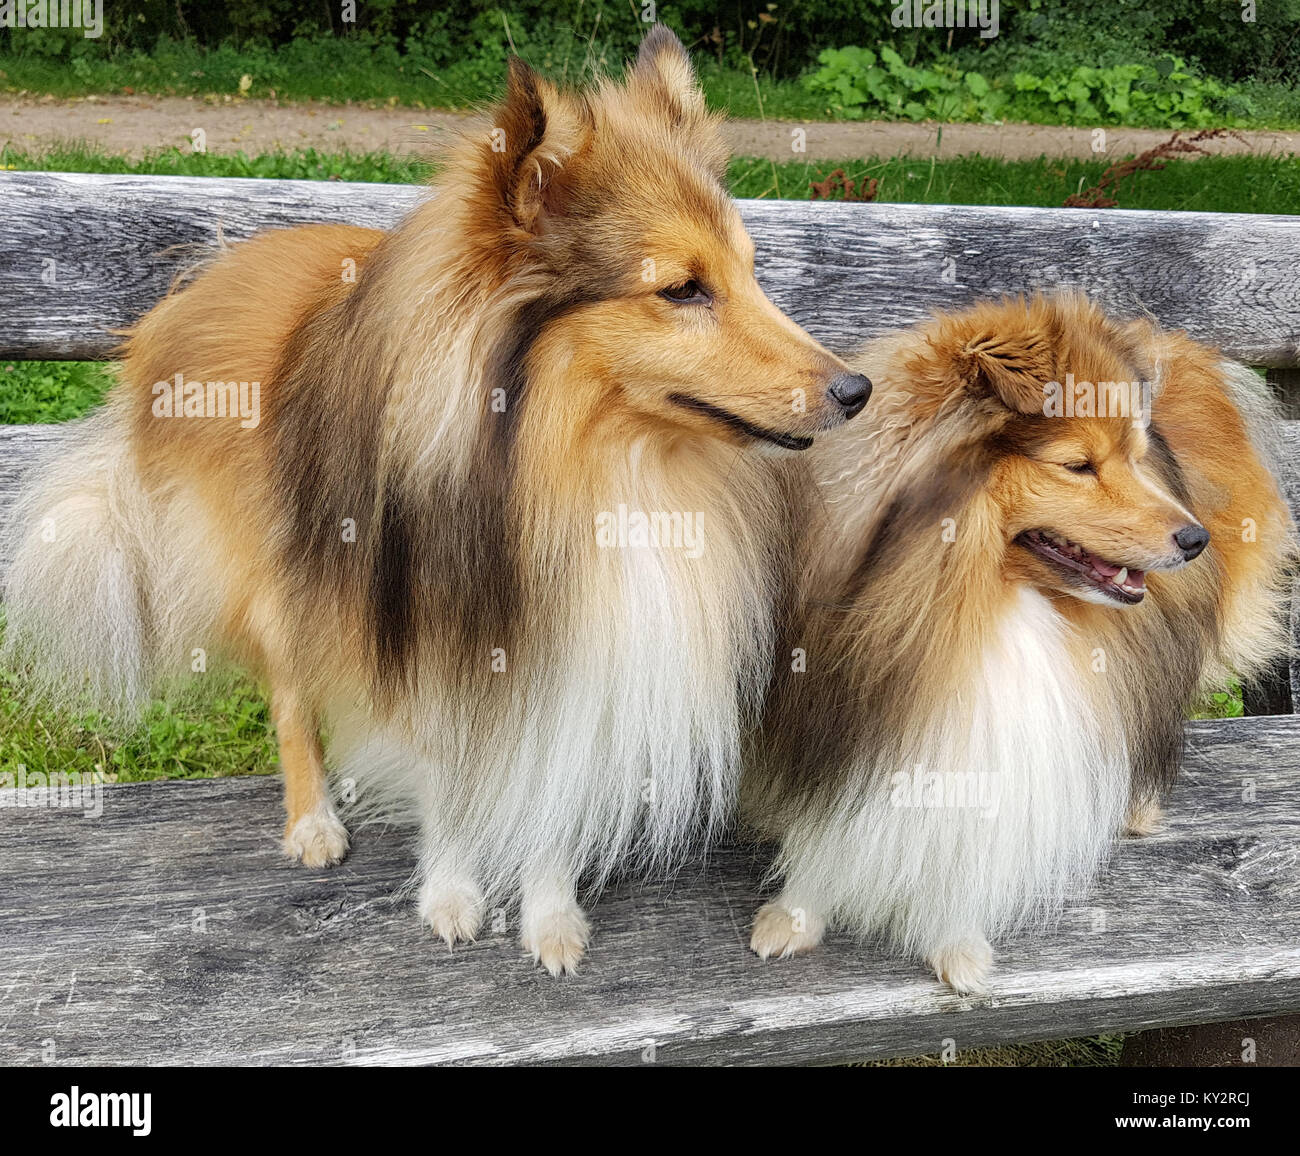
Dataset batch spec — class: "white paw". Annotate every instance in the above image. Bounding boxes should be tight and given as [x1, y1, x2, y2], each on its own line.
[750, 901, 826, 960]
[929, 937, 994, 995]
[418, 877, 485, 948]
[1124, 797, 1164, 837]
[283, 805, 350, 868]
[520, 904, 590, 976]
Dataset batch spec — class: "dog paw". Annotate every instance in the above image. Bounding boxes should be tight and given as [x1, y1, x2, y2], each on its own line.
[1124, 797, 1164, 837]
[929, 937, 993, 995]
[520, 905, 590, 976]
[283, 805, 350, 868]
[418, 877, 485, 949]
[749, 901, 825, 960]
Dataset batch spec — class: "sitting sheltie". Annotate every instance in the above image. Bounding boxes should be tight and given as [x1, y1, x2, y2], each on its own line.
[2, 28, 871, 974]
[744, 294, 1294, 993]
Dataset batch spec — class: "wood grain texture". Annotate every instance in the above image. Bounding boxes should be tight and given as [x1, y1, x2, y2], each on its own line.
[1, 169, 1299, 363]
[0, 423, 67, 577]
[1273, 423, 1300, 706]
[0, 716, 1296, 1066]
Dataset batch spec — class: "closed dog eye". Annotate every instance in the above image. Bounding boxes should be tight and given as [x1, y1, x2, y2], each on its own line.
[658, 279, 712, 306]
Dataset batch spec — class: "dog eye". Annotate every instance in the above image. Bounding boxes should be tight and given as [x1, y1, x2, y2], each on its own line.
[659, 280, 712, 306]
[1063, 461, 1097, 476]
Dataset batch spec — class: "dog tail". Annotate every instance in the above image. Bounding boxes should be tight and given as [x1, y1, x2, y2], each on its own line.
[2, 403, 217, 721]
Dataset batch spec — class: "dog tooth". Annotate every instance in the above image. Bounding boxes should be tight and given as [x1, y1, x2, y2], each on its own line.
[1115, 567, 1128, 585]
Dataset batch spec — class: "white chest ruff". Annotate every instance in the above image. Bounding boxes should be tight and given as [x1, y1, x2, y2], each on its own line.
[327, 505, 769, 898]
[781, 589, 1131, 953]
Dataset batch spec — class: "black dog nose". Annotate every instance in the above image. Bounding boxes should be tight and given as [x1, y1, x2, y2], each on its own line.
[828, 372, 872, 419]
[1174, 524, 1210, 561]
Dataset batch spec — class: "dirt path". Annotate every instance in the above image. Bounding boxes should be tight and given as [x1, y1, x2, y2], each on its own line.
[5, 93, 1299, 162]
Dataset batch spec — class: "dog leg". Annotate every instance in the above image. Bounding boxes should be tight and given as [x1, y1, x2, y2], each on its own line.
[1124, 796, 1164, 837]
[417, 854, 485, 949]
[927, 935, 994, 995]
[749, 892, 827, 960]
[272, 689, 349, 868]
[519, 863, 590, 976]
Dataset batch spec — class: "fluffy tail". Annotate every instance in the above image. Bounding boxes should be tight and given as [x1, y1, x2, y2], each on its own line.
[2, 407, 216, 720]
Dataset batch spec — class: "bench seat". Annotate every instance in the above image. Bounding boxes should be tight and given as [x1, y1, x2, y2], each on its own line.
[1, 716, 1297, 1065]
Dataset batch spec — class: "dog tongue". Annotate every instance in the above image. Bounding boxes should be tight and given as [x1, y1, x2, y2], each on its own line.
[1126, 568, 1147, 589]
[1091, 556, 1123, 578]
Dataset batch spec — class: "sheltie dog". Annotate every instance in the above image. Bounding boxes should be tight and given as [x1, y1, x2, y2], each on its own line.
[744, 294, 1294, 993]
[2, 27, 871, 974]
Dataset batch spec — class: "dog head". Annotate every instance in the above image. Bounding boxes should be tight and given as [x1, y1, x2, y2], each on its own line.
[461, 27, 869, 453]
[908, 295, 1209, 606]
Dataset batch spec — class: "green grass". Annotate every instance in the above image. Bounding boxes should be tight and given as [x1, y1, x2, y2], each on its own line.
[0, 359, 113, 423]
[728, 154, 1300, 215]
[0, 667, 277, 782]
[7, 142, 1299, 216]
[3, 35, 1299, 130]
[0, 142, 434, 184]
[0, 40, 831, 121]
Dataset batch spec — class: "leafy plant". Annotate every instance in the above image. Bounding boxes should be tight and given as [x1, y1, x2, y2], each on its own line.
[805, 48, 1243, 128]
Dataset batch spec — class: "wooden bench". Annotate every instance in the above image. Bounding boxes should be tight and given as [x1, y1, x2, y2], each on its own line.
[1, 170, 1298, 1066]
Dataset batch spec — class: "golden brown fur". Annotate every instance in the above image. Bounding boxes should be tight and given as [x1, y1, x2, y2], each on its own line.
[745, 294, 1294, 992]
[3, 28, 868, 975]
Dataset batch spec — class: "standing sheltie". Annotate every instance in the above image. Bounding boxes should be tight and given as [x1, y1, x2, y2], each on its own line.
[744, 294, 1294, 993]
[2, 28, 872, 974]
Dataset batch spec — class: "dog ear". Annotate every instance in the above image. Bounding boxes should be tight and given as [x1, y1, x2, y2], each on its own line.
[630, 25, 707, 127]
[488, 57, 589, 235]
[953, 325, 1057, 415]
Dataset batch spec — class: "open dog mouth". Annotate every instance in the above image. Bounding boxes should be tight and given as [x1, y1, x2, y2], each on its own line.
[1016, 529, 1148, 605]
[667, 393, 813, 451]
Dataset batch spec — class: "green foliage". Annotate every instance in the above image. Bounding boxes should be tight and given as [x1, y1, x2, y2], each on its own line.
[1007, 59, 1237, 127]
[0, 664, 278, 781]
[0, 360, 113, 423]
[1, 1, 1297, 127]
[1195, 683, 1246, 720]
[0, 142, 431, 183]
[805, 45, 986, 123]
[2, 1, 1298, 87]
[963, 0, 1300, 86]
[806, 47, 1249, 128]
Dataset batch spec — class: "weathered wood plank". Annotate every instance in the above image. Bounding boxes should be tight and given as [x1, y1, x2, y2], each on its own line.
[0, 422, 63, 499]
[0, 423, 67, 578]
[2, 170, 1299, 364]
[0, 715, 1296, 1066]
[1274, 423, 1300, 709]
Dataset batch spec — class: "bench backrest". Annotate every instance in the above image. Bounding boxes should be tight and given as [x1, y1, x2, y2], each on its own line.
[2, 170, 1299, 364]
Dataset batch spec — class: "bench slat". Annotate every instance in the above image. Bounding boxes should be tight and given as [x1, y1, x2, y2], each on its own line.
[0, 715, 1296, 1065]
[2, 170, 1299, 364]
